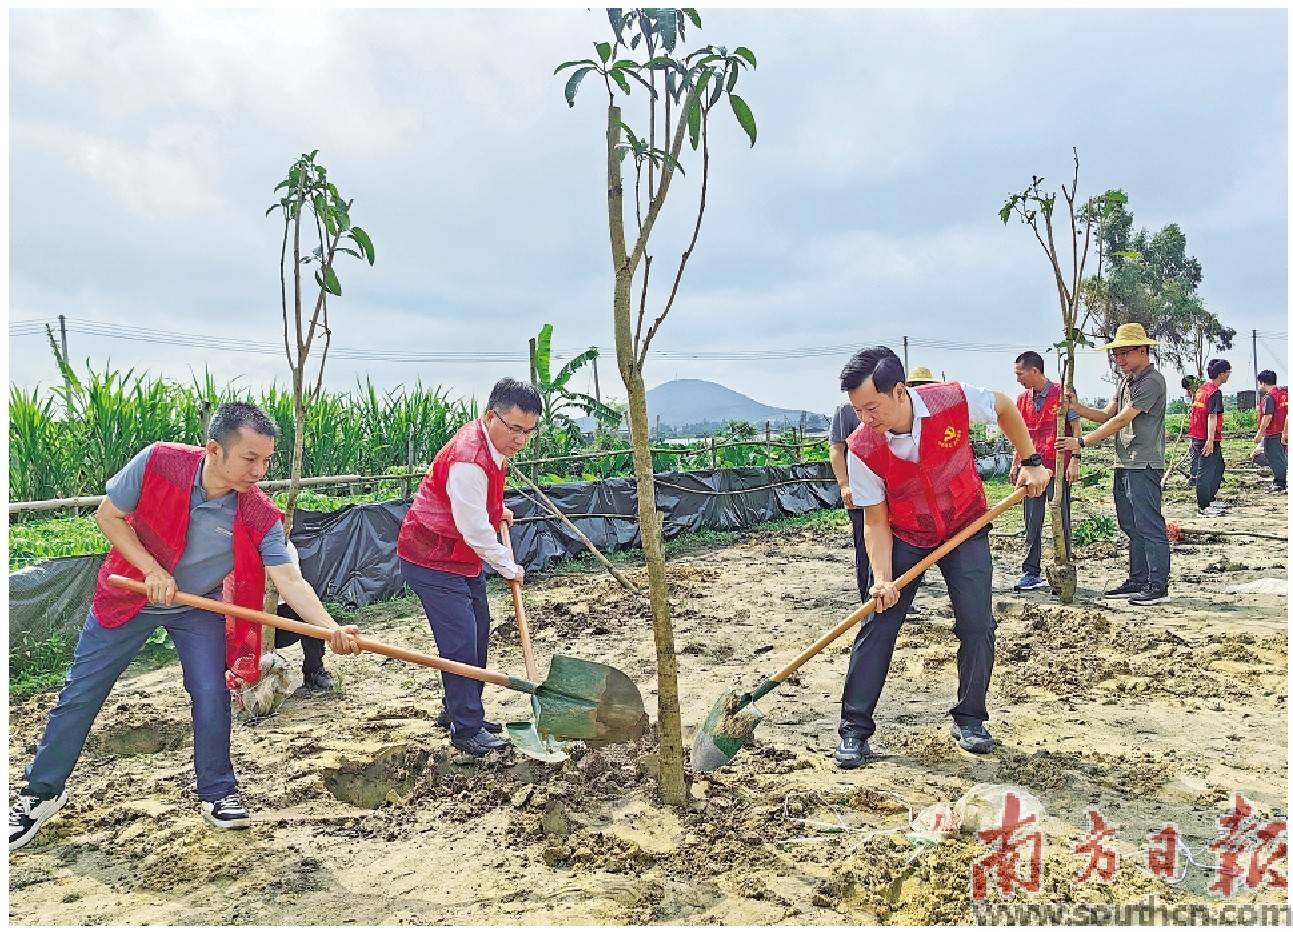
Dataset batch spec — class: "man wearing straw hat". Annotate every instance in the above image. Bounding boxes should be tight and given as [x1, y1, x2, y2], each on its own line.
[397, 378, 541, 758]
[1060, 323, 1171, 606]
[9, 402, 362, 851]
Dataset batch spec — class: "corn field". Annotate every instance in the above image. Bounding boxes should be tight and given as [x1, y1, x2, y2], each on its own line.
[9, 343, 477, 503]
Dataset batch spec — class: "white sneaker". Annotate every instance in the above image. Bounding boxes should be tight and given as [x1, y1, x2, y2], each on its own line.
[200, 793, 251, 830]
[9, 791, 69, 851]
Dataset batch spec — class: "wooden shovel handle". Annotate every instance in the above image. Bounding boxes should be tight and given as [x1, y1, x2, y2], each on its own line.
[500, 524, 539, 681]
[768, 487, 1028, 685]
[106, 574, 519, 690]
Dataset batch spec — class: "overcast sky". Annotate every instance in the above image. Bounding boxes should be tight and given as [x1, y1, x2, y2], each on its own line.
[8, 7, 1289, 415]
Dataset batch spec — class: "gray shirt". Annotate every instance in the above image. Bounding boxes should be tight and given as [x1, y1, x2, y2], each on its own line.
[106, 444, 290, 613]
[1113, 364, 1167, 470]
[830, 403, 861, 444]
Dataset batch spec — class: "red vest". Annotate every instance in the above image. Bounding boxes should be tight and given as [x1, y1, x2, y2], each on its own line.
[847, 383, 988, 549]
[1016, 381, 1067, 472]
[1188, 381, 1224, 440]
[397, 420, 506, 577]
[1265, 387, 1288, 437]
[91, 443, 282, 686]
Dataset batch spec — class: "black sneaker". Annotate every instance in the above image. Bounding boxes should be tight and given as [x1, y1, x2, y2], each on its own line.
[200, 793, 251, 829]
[1129, 586, 1170, 606]
[9, 791, 68, 851]
[450, 726, 510, 757]
[437, 709, 503, 735]
[951, 721, 995, 754]
[833, 734, 872, 769]
[302, 668, 335, 691]
[1103, 580, 1144, 600]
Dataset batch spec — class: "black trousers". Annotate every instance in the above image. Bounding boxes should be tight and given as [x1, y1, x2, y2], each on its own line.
[1190, 439, 1225, 509]
[839, 528, 995, 740]
[273, 603, 327, 674]
[1112, 467, 1170, 590]
[847, 507, 872, 601]
[1264, 436, 1287, 490]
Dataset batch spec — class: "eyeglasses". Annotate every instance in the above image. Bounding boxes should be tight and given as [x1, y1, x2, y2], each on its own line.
[1111, 347, 1143, 358]
[494, 411, 540, 438]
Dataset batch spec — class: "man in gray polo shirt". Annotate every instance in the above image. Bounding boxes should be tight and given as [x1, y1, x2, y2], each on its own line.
[10, 403, 361, 851]
[1061, 323, 1170, 606]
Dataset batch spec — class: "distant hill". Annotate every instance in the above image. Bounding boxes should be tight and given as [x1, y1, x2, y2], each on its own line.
[579, 378, 828, 437]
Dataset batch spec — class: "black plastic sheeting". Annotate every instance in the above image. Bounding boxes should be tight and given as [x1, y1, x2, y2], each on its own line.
[292, 463, 841, 606]
[11, 447, 1016, 643]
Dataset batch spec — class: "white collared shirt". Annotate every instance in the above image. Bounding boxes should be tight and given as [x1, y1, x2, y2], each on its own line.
[846, 384, 999, 508]
[446, 426, 520, 579]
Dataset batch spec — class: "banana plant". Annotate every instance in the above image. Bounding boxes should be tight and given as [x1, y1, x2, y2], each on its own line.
[532, 323, 622, 445]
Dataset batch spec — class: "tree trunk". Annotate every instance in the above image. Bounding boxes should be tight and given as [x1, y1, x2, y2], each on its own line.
[1047, 346, 1077, 603]
[607, 103, 686, 807]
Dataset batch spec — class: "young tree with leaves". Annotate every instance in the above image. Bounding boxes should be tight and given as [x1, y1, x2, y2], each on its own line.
[265, 151, 375, 535]
[556, 7, 757, 806]
[1000, 149, 1123, 603]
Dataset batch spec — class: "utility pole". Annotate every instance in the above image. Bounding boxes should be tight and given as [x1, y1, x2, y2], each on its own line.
[902, 335, 909, 373]
[591, 351, 602, 406]
[58, 314, 69, 361]
[1253, 328, 1259, 403]
[528, 337, 538, 387]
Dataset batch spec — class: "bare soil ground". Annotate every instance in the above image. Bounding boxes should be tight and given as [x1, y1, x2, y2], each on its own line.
[9, 456, 1288, 924]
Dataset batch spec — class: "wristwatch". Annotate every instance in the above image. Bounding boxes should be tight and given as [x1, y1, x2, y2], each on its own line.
[1077, 436, 1086, 449]
[1020, 453, 1044, 468]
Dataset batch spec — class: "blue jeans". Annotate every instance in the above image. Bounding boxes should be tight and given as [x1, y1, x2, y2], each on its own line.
[25, 608, 235, 802]
[400, 559, 491, 734]
[1112, 467, 1170, 590]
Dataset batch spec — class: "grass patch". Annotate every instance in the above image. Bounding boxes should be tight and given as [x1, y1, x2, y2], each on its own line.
[10, 627, 179, 702]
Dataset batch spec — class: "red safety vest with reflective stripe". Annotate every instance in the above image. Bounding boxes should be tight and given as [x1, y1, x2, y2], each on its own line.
[1265, 386, 1288, 437]
[397, 420, 506, 577]
[1188, 381, 1224, 441]
[847, 383, 988, 549]
[1016, 381, 1067, 473]
[90, 443, 282, 686]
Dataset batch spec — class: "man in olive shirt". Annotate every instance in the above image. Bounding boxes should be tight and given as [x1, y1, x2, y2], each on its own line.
[1061, 323, 1170, 606]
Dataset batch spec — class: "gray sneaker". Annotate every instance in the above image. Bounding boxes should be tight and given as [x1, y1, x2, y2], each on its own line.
[951, 722, 994, 754]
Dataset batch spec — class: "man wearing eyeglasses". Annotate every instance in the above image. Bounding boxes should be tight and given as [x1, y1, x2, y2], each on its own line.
[397, 378, 542, 757]
[1060, 323, 1171, 606]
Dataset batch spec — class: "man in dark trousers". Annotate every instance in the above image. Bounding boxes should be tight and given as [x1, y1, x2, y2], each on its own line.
[1010, 351, 1082, 591]
[1187, 358, 1231, 517]
[1061, 323, 1171, 605]
[834, 347, 1051, 768]
[829, 402, 869, 600]
[9, 403, 361, 850]
[1254, 370, 1287, 494]
[397, 378, 540, 757]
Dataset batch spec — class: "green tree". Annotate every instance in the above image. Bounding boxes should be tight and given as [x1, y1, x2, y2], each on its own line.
[265, 150, 375, 534]
[1001, 148, 1123, 604]
[556, 7, 758, 806]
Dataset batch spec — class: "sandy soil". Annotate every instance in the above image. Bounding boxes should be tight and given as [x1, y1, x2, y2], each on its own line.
[9, 460, 1288, 924]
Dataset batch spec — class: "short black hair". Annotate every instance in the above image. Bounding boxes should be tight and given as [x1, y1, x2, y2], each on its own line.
[487, 378, 543, 415]
[1015, 351, 1045, 373]
[1181, 375, 1200, 391]
[1206, 358, 1232, 380]
[208, 401, 279, 446]
[1258, 369, 1278, 386]
[840, 346, 906, 393]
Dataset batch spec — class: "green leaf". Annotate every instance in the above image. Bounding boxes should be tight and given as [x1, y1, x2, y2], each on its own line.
[553, 347, 599, 391]
[607, 8, 624, 39]
[335, 208, 351, 232]
[610, 69, 631, 96]
[611, 58, 637, 70]
[623, 68, 657, 98]
[322, 265, 342, 296]
[728, 94, 757, 146]
[998, 203, 1012, 224]
[564, 66, 596, 107]
[308, 148, 319, 160]
[687, 92, 702, 150]
[312, 193, 327, 217]
[659, 10, 678, 52]
[682, 8, 702, 28]
[265, 204, 280, 217]
[733, 46, 757, 68]
[553, 58, 596, 74]
[274, 179, 291, 192]
[349, 226, 375, 265]
[1112, 249, 1141, 261]
[535, 323, 554, 386]
[596, 41, 612, 63]
[323, 212, 338, 238]
[335, 246, 363, 260]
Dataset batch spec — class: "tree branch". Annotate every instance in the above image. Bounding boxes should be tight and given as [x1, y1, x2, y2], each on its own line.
[639, 109, 710, 367]
[633, 254, 652, 361]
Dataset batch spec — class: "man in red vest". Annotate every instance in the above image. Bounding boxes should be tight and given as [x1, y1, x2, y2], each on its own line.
[1188, 358, 1231, 517]
[1254, 370, 1287, 494]
[10, 403, 361, 851]
[1010, 351, 1082, 591]
[833, 347, 1051, 768]
[398, 378, 540, 757]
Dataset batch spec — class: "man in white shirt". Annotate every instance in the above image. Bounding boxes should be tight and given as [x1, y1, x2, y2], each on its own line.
[396, 379, 539, 757]
[834, 347, 1050, 768]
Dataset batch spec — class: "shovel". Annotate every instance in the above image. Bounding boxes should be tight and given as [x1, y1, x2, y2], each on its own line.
[499, 524, 571, 762]
[691, 488, 1028, 772]
[107, 574, 649, 743]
